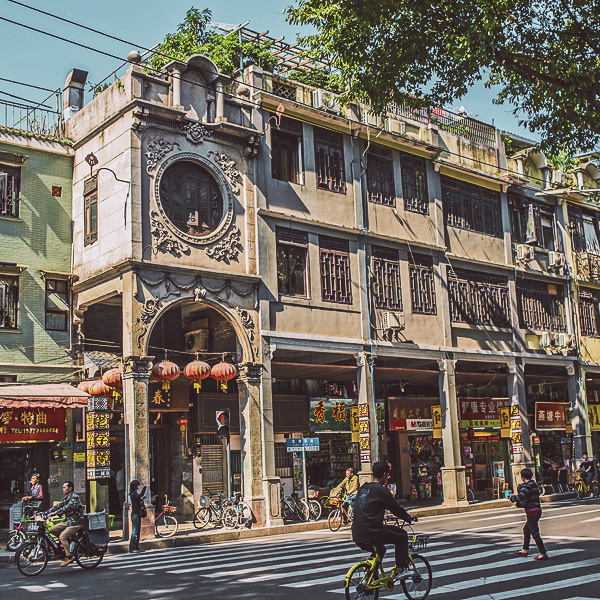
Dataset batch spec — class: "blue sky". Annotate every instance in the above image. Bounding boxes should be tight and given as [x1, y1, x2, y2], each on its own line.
[1, 0, 536, 140]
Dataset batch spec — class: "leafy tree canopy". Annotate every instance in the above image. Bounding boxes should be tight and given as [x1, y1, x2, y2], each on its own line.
[286, 0, 600, 154]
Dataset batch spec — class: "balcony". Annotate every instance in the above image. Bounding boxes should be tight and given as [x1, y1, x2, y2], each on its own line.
[574, 251, 600, 281]
[0, 99, 64, 139]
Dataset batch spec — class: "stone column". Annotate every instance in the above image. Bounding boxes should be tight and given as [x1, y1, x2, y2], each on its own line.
[171, 66, 183, 109]
[238, 362, 267, 527]
[215, 81, 225, 123]
[122, 355, 155, 539]
[259, 350, 282, 526]
[438, 357, 467, 505]
[508, 360, 534, 487]
[569, 363, 591, 459]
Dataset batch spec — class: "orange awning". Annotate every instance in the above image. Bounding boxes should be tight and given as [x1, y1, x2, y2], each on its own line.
[0, 384, 89, 408]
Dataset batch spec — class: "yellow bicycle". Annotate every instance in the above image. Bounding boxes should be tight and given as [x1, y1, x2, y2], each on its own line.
[344, 522, 432, 600]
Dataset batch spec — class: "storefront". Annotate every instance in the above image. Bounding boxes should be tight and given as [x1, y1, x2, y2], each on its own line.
[458, 397, 511, 493]
[588, 393, 600, 458]
[533, 401, 574, 480]
[388, 397, 443, 501]
[0, 384, 88, 529]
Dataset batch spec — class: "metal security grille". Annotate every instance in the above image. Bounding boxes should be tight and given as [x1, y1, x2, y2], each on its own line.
[372, 246, 402, 310]
[367, 147, 395, 206]
[409, 254, 436, 314]
[84, 176, 98, 246]
[314, 128, 346, 193]
[320, 236, 352, 304]
[275, 442, 293, 478]
[272, 81, 297, 101]
[568, 206, 600, 255]
[0, 275, 18, 329]
[579, 290, 599, 337]
[401, 154, 429, 214]
[201, 445, 224, 494]
[0, 170, 20, 218]
[442, 176, 502, 238]
[517, 281, 567, 332]
[448, 269, 510, 327]
[276, 228, 308, 297]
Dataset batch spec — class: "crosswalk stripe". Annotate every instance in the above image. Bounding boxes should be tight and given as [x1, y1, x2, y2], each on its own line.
[430, 556, 600, 596]
[448, 573, 600, 600]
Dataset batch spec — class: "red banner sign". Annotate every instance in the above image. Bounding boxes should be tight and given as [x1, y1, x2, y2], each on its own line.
[535, 402, 567, 430]
[0, 407, 65, 442]
[459, 397, 510, 427]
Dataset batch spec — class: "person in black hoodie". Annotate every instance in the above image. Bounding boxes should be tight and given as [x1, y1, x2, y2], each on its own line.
[352, 461, 417, 577]
[129, 479, 147, 553]
[509, 468, 548, 560]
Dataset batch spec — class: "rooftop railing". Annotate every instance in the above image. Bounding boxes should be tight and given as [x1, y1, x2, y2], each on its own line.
[0, 99, 64, 139]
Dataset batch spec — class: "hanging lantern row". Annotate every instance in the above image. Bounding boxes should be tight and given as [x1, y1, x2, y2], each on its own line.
[183, 359, 211, 391]
[152, 359, 180, 391]
[102, 367, 123, 404]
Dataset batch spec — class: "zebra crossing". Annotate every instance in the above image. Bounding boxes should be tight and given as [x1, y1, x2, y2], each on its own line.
[100, 530, 600, 600]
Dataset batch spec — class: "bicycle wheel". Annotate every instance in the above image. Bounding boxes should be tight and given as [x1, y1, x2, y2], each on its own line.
[15, 541, 48, 577]
[155, 514, 178, 538]
[238, 502, 253, 528]
[592, 480, 599, 497]
[328, 507, 343, 531]
[6, 530, 25, 552]
[575, 481, 584, 500]
[308, 499, 322, 521]
[401, 554, 433, 600]
[222, 506, 238, 529]
[193, 507, 211, 529]
[345, 561, 379, 600]
[296, 499, 310, 522]
[74, 540, 104, 569]
[282, 500, 294, 521]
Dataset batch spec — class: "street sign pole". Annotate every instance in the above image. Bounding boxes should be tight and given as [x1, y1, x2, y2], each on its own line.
[302, 445, 307, 502]
[226, 436, 232, 499]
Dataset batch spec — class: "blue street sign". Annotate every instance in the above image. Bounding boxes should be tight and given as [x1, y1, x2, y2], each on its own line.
[303, 437, 320, 451]
[286, 437, 320, 452]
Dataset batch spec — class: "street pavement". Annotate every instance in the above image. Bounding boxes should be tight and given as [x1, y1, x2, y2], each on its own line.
[0, 497, 598, 599]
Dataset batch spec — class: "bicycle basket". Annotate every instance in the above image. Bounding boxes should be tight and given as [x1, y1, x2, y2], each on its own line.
[26, 521, 40, 534]
[198, 495, 211, 508]
[163, 505, 177, 513]
[409, 535, 429, 552]
[328, 497, 341, 506]
[307, 489, 319, 499]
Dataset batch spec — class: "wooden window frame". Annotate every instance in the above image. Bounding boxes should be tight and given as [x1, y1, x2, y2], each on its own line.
[401, 154, 429, 214]
[314, 128, 346, 194]
[509, 195, 557, 251]
[84, 175, 98, 246]
[0, 166, 21, 219]
[442, 176, 502, 238]
[320, 236, 352, 304]
[568, 206, 600, 256]
[517, 281, 567, 332]
[45, 278, 69, 332]
[272, 128, 302, 184]
[371, 246, 402, 310]
[367, 146, 395, 206]
[0, 275, 18, 329]
[276, 228, 309, 298]
[409, 254, 436, 314]
[448, 268, 510, 327]
[579, 289, 600, 338]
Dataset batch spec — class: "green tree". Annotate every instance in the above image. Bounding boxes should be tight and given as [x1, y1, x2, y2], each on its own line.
[287, 0, 600, 153]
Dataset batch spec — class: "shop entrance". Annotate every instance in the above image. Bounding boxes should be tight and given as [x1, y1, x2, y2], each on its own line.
[463, 437, 509, 493]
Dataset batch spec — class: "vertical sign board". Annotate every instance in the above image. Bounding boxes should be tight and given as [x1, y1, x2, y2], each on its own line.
[286, 438, 320, 499]
[510, 404, 524, 455]
[357, 403, 370, 464]
[86, 397, 111, 479]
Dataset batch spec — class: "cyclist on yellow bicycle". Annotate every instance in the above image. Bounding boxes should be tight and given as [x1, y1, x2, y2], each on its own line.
[352, 461, 417, 578]
[579, 452, 595, 490]
[331, 467, 360, 510]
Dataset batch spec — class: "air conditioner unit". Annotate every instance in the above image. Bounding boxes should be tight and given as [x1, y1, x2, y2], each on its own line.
[540, 332, 551, 348]
[184, 329, 209, 353]
[516, 244, 535, 263]
[360, 108, 380, 127]
[312, 89, 341, 114]
[556, 333, 573, 348]
[381, 311, 406, 331]
[548, 251, 565, 271]
[551, 169, 566, 187]
[383, 118, 406, 135]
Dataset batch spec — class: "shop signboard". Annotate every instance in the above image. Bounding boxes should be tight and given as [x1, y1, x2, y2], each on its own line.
[500, 407, 511, 438]
[390, 418, 433, 431]
[588, 404, 600, 431]
[310, 398, 354, 431]
[86, 397, 110, 480]
[510, 404, 523, 454]
[357, 403, 370, 463]
[431, 405, 442, 439]
[459, 397, 510, 428]
[535, 402, 567, 430]
[0, 407, 65, 442]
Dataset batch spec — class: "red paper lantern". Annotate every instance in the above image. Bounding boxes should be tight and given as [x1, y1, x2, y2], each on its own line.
[102, 368, 123, 388]
[183, 360, 211, 391]
[211, 360, 237, 392]
[77, 381, 94, 393]
[152, 360, 180, 390]
[89, 380, 113, 397]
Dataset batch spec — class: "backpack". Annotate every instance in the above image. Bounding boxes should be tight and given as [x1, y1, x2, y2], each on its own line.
[138, 498, 147, 518]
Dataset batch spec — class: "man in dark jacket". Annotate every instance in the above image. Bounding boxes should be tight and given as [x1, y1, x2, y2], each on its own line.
[352, 461, 417, 577]
[43, 481, 84, 566]
[579, 453, 595, 490]
[509, 468, 548, 560]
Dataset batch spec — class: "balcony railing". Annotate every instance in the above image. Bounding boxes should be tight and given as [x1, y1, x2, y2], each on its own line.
[0, 99, 64, 138]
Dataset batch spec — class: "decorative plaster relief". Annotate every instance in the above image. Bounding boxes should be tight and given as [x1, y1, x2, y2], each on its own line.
[205, 226, 243, 264]
[146, 140, 180, 174]
[180, 121, 213, 144]
[207, 151, 241, 196]
[236, 307, 255, 341]
[150, 210, 191, 257]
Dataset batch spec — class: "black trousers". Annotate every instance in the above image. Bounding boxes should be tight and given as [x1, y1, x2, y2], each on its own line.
[356, 525, 409, 568]
[523, 513, 546, 554]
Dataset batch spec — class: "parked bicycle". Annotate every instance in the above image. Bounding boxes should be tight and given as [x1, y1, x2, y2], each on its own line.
[574, 472, 599, 499]
[193, 488, 236, 530]
[328, 495, 354, 531]
[344, 519, 432, 600]
[280, 485, 310, 522]
[15, 515, 108, 577]
[155, 495, 179, 538]
[222, 492, 253, 529]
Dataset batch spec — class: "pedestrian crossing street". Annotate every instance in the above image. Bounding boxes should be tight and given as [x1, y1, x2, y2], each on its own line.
[100, 530, 600, 600]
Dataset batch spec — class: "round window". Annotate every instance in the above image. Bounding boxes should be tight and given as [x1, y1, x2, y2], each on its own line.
[158, 161, 224, 237]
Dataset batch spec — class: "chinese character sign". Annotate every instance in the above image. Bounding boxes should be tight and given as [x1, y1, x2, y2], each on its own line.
[310, 398, 355, 431]
[0, 408, 65, 442]
[86, 399, 110, 480]
[459, 397, 510, 428]
[535, 402, 567, 430]
[589, 405, 600, 431]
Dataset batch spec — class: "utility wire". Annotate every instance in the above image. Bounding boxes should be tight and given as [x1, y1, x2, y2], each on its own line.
[0, 89, 52, 108]
[0, 76, 57, 93]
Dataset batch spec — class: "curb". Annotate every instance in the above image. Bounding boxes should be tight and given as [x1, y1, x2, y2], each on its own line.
[0, 491, 576, 566]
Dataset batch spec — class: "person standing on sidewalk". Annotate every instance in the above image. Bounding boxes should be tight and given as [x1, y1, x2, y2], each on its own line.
[510, 468, 548, 560]
[129, 479, 147, 553]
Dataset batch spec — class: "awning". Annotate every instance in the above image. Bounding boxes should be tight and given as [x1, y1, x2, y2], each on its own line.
[0, 384, 89, 408]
